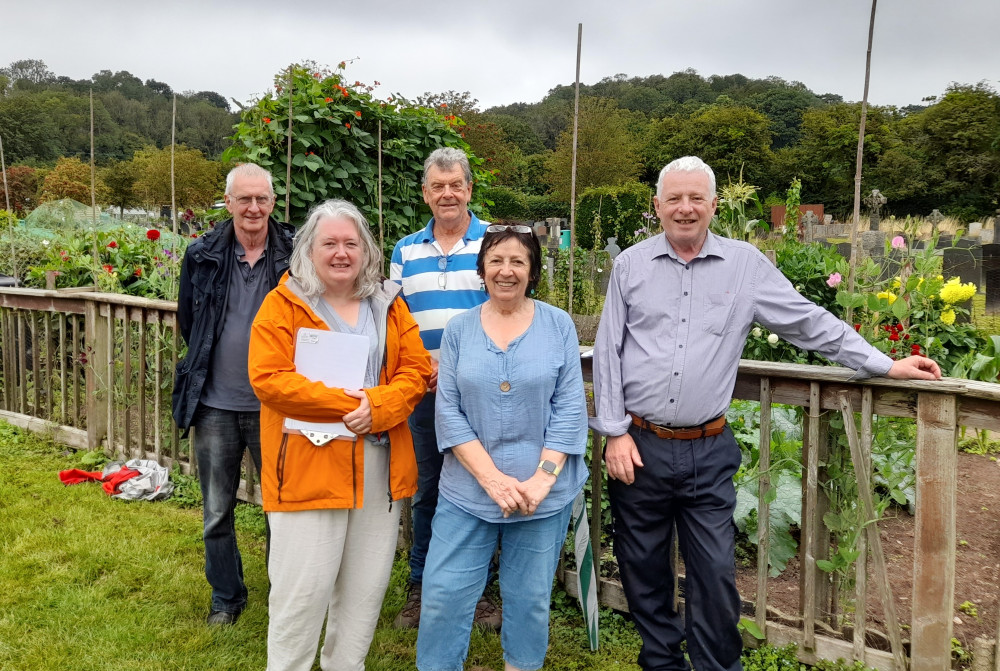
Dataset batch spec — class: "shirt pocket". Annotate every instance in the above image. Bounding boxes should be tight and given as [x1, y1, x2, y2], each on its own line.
[703, 292, 737, 336]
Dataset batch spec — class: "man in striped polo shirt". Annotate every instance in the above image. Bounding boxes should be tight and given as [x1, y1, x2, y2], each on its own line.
[390, 147, 501, 630]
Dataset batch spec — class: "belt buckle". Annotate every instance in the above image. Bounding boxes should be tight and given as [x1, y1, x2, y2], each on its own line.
[652, 421, 676, 438]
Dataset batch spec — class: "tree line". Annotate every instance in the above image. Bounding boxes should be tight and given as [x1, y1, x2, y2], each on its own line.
[2, 60, 998, 223]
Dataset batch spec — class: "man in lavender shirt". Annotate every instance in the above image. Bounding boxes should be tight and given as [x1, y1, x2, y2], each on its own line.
[589, 156, 941, 671]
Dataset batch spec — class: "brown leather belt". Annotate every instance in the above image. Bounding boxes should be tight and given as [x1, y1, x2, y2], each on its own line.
[628, 413, 726, 440]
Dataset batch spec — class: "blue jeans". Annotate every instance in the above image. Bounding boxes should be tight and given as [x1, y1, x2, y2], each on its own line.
[193, 404, 263, 614]
[416, 497, 573, 671]
[408, 392, 442, 584]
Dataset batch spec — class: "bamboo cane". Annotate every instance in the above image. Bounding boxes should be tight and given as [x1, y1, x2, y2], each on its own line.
[846, 0, 878, 323]
[171, 94, 177, 237]
[90, 90, 99, 284]
[567, 23, 582, 314]
[378, 118, 384, 255]
[0, 130, 15, 285]
[285, 67, 293, 224]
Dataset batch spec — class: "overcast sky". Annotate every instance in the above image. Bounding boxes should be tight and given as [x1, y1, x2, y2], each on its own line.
[5, 0, 999, 112]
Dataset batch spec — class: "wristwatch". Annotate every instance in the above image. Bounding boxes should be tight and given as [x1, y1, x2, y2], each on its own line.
[537, 459, 561, 477]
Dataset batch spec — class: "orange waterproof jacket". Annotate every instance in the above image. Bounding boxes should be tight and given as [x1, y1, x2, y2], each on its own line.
[249, 274, 431, 512]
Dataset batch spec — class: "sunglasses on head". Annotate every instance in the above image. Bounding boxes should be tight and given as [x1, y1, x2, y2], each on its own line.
[486, 224, 533, 234]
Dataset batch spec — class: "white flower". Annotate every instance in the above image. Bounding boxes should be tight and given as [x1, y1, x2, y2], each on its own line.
[751, 327, 762, 338]
[597, 268, 603, 273]
[767, 334, 780, 345]
[42, 239, 50, 246]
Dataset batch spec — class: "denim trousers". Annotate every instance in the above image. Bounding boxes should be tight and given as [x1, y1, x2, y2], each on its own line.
[192, 404, 264, 614]
[608, 424, 744, 671]
[416, 497, 573, 671]
[407, 391, 442, 584]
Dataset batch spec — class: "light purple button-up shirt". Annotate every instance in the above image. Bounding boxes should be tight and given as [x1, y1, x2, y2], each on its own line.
[589, 232, 893, 437]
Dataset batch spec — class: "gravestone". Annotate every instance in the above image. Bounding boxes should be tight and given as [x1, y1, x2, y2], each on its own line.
[984, 244, 1000, 316]
[864, 189, 887, 231]
[860, 231, 886, 260]
[533, 223, 549, 248]
[928, 209, 945, 235]
[981, 228, 995, 244]
[801, 211, 819, 241]
[943, 247, 981, 290]
[835, 242, 853, 260]
[603, 237, 621, 260]
[968, 221, 983, 238]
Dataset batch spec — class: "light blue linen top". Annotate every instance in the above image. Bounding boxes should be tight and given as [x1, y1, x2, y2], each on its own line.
[435, 300, 589, 523]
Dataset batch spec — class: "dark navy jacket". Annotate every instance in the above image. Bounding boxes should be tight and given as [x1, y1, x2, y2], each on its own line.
[172, 217, 294, 431]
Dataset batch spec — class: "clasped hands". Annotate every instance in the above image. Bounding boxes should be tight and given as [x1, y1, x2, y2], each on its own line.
[484, 472, 555, 518]
[342, 389, 372, 435]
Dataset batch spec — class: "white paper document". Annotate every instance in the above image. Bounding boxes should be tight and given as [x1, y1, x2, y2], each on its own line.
[283, 327, 368, 444]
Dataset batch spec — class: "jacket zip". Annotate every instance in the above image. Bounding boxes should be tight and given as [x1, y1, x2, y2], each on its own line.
[351, 436, 359, 509]
[276, 433, 289, 504]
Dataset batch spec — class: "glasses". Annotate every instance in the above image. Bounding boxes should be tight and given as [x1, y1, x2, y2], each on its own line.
[428, 181, 468, 195]
[486, 224, 532, 234]
[233, 195, 273, 207]
[437, 256, 447, 289]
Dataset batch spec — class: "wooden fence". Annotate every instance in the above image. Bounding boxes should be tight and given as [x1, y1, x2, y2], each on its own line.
[2, 286, 1000, 669]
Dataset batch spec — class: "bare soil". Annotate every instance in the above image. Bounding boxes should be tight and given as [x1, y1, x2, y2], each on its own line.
[734, 451, 1000, 652]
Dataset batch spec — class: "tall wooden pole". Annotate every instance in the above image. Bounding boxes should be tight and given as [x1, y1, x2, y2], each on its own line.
[171, 94, 177, 237]
[90, 89, 99, 283]
[377, 118, 384, 256]
[847, 0, 878, 320]
[1, 130, 15, 285]
[567, 23, 583, 313]
[285, 67, 293, 224]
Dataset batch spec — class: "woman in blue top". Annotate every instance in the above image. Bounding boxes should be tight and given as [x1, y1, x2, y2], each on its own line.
[416, 224, 588, 671]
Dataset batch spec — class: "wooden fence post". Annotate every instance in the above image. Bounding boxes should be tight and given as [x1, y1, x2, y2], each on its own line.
[910, 392, 958, 671]
[85, 299, 109, 450]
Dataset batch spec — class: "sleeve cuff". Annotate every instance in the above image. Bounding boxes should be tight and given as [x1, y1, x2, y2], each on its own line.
[848, 350, 894, 381]
[588, 416, 632, 437]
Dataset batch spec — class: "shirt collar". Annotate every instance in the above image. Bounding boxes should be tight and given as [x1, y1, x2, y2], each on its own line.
[419, 211, 488, 244]
[653, 231, 727, 262]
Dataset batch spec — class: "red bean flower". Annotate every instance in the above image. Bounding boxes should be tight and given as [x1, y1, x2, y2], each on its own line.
[263, 117, 272, 124]
[146, 229, 161, 241]
[345, 122, 351, 129]
[355, 110, 362, 118]
[102, 264, 113, 273]
[134, 267, 142, 277]
[888, 332, 900, 342]
[325, 97, 332, 103]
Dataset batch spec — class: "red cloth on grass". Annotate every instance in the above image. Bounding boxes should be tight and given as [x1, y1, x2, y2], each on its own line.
[58, 467, 142, 496]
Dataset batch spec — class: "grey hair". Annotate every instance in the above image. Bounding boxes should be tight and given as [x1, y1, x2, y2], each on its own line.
[656, 156, 717, 198]
[225, 163, 274, 196]
[422, 147, 472, 185]
[290, 199, 383, 300]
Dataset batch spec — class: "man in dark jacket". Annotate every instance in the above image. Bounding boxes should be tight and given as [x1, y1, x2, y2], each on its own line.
[172, 163, 294, 626]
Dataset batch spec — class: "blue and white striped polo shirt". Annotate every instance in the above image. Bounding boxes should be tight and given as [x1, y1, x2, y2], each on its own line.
[390, 213, 490, 358]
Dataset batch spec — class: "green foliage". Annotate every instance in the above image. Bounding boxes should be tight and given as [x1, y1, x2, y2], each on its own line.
[958, 600, 978, 618]
[713, 178, 766, 241]
[576, 181, 653, 249]
[79, 449, 108, 469]
[23, 225, 187, 299]
[783, 177, 802, 240]
[168, 471, 203, 509]
[481, 185, 530, 220]
[536, 247, 606, 316]
[225, 62, 489, 250]
[545, 97, 642, 202]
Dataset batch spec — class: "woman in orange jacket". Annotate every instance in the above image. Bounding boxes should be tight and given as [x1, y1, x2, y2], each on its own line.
[249, 199, 431, 671]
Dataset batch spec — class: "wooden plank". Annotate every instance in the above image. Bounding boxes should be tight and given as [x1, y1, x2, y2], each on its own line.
[854, 387, 873, 662]
[0, 410, 88, 449]
[756, 377, 772, 635]
[910, 392, 958, 671]
[85, 300, 109, 450]
[800, 382, 820, 650]
[1, 309, 11, 410]
[106, 309, 115, 455]
[30, 312, 40, 415]
[839, 392, 907, 671]
[17, 311, 27, 413]
[59, 314, 67, 424]
[123, 308, 133, 456]
[590, 430, 602, 583]
[43, 313, 52, 420]
[137, 308, 147, 460]
[764, 621, 896, 671]
[72, 315, 81, 426]
[154, 319, 162, 463]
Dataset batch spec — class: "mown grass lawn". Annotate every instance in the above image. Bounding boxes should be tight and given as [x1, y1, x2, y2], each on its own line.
[0, 421, 642, 671]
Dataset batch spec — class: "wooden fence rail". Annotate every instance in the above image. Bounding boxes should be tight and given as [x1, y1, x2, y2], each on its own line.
[3, 286, 1000, 669]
